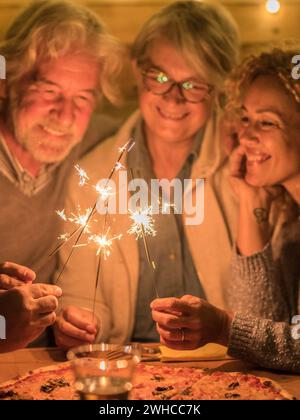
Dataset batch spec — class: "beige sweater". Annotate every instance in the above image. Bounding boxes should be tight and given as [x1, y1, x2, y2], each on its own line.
[57, 111, 238, 343]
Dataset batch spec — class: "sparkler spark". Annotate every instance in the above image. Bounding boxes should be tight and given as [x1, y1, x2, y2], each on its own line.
[53, 138, 136, 294]
[75, 164, 90, 186]
[56, 209, 67, 221]
[128, 207, 156, 239]
[115, 162, 125, 171]
[88, 228, 122, 259]
[161, 202, 176, 214]
[94, 184, 115, 202]
[68, 207, 93, 233]
[58, 233, 70, 241]
[118, 139, 134, 154]
[73, 243, 88, 248]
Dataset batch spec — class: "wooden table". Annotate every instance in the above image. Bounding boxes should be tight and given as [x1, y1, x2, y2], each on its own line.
[0, 347, 299, 399]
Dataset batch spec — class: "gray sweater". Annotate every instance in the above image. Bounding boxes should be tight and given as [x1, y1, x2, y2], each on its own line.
[0, 113, 120, 346]
[0, 113, 120, 285]
[227, 219, 300, 372]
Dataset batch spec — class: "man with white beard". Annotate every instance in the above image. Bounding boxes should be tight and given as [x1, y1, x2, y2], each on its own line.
[0, 0, 123, 351]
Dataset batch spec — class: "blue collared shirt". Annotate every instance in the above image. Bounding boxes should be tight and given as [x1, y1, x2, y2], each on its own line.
[128, 119, 206, 342]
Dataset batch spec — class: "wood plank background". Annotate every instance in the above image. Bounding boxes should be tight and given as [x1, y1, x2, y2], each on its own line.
[0, 0, 299, 116]
[0, 0, 299, 47]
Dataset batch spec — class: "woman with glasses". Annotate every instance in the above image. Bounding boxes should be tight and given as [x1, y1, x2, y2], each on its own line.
[151, 49, 300, 373]
[54, 1, 240, 348]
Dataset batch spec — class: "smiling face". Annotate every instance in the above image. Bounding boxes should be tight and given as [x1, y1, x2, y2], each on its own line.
[134, 37, 213, 146]
[238, 75, 300, 189]
[11, 53, 100, 163]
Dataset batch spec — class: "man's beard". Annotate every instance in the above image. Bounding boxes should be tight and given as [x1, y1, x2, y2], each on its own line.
[13, 116, 80, 164]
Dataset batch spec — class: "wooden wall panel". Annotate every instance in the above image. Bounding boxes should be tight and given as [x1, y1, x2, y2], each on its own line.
[0, 1, 299, 46]
[0, 0, 299, 117]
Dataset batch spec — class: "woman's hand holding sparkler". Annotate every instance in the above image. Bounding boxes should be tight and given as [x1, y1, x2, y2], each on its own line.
[54, 306, 99, 350]
[151, 295, 233, 350]
[0, 283, 62, 352]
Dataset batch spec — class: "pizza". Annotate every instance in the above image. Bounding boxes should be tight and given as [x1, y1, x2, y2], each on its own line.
[0, 362, 295, 400]
[0, 362, 76, 400]
[130, 364, 295, 400]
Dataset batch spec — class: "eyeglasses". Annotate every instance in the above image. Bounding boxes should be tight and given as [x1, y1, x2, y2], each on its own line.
[141, 68, 213, 103]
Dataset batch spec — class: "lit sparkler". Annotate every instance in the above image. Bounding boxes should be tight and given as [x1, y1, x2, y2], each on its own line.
[88, 228, 122, 259]
[128, 168, 159, 297]
[52, 139, 135, 287]
[115, 162, 125, 171]
[161, 202, 176, 214]
[68, 206, 93, 234]
[56, 209, 67, 222]
[127, 207, 156, 239]
[94, 184, 115, 202]
[75, 164, 90, 186]
[58, 233, 70, 241]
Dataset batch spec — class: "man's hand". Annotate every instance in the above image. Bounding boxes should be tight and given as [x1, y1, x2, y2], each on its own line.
[0, 284, 62, 352]
[151, 295, 233, 350]
[54, 306, 99, 350]
[0, 262, 36, 292]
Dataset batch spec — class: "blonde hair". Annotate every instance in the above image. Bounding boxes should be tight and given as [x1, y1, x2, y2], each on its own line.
[0, 0, 124, 108]
[225, 48, 300, 223]
[131, 0, 239, 91]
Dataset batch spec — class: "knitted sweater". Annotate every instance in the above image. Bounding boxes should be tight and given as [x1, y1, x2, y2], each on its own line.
[227, 219, 300, 372]
[0, 157, 74, 284]
[0, 113, 120, 285]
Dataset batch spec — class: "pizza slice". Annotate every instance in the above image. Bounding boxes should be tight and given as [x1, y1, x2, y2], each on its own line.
[172, 371, 296, 400]
[0, 362, 77, 400]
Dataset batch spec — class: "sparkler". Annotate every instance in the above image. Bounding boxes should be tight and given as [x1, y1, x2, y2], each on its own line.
[161, 202, 176, 214]
[94, 184, 115, 202]
[68, 206, 93, 233]
[53, 139, 135, 288]
[89, 225, 122, 321]
[127, 168, 159, 297]
[50, 207, 95, 257]
[88, 227, 122, 259]
[56, 209, 67, 221]
[128, 207, 156, 239]
[74, 164, 89, 186]
[53, 138, 160, 322]
[50, 139, 134, 258]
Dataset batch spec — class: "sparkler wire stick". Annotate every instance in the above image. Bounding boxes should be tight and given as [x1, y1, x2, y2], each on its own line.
[55, 205, 96, 284]
[129, 168, 159, 298]
[50, 139, 135, 259]
[90, 208, 110, 322]
[54, 139, 135, 284]
[92, 251, 102, 326]
[49, 224, 84, 257]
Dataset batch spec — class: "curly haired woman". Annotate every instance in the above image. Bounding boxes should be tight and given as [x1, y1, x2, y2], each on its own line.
[152, 49, 300, 373]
